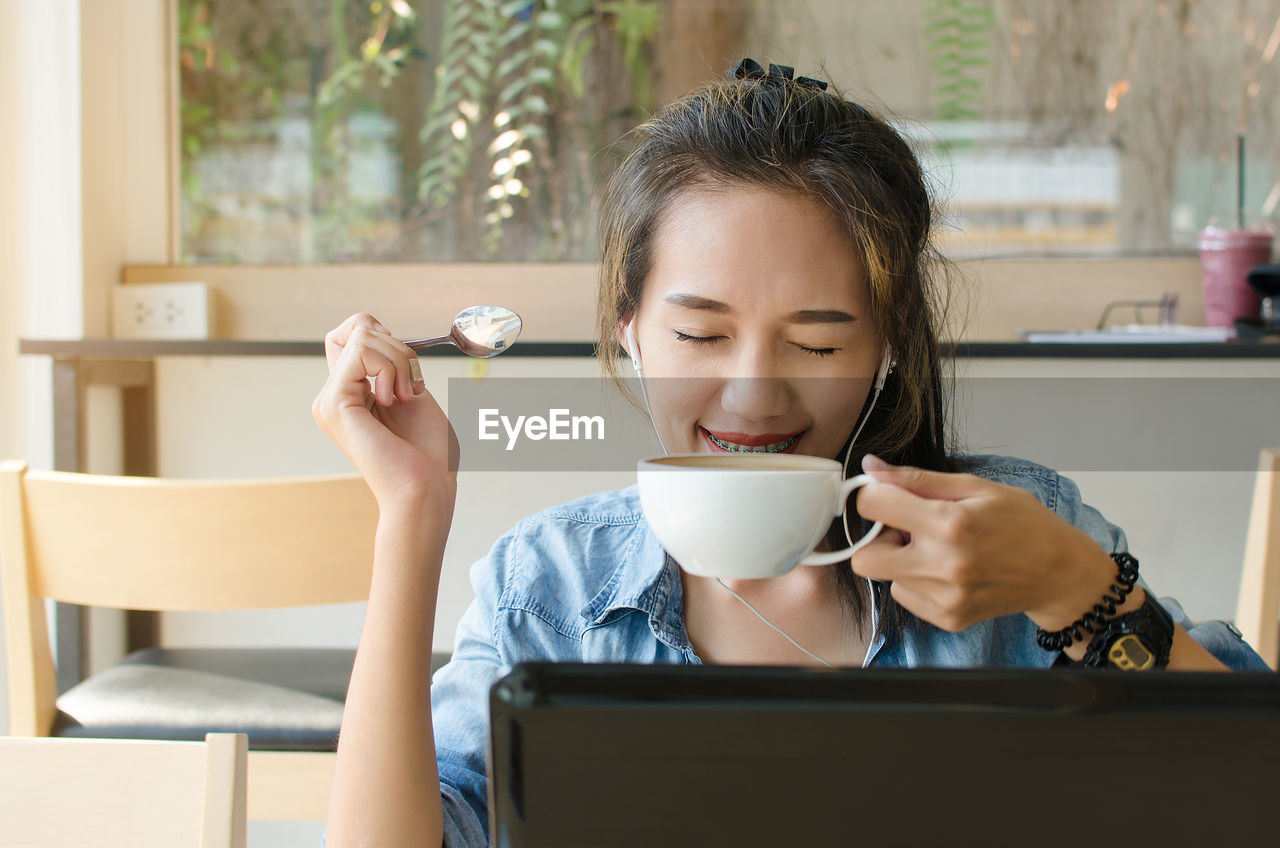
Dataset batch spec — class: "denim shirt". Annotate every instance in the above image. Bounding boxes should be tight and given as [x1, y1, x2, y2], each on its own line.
[429, 454, 1268, 846]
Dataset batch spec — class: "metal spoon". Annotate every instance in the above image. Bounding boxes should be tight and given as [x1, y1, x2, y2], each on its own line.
[402, 306, 522, 358]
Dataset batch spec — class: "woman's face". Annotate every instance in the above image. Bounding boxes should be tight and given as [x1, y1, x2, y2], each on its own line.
[622, 186, 884, 460]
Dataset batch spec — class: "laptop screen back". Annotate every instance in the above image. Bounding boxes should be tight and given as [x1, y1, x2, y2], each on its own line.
[487, 663, 1280, 848]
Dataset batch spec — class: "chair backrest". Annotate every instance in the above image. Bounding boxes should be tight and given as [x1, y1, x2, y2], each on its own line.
[1235, 448, 1280, 670]
[1, 460, 377, 734]
[0, 732, 248, 848]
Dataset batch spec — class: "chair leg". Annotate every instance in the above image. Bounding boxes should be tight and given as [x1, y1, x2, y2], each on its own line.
[1236, 449, 1280, 670]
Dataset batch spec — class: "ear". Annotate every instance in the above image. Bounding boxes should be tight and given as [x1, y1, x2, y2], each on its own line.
[618, 315, 643, 376]
[617, 311, 641, 355]
[615, 316, 632, 352]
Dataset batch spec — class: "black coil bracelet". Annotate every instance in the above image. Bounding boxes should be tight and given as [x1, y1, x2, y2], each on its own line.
[1035, 552, 1140, 652]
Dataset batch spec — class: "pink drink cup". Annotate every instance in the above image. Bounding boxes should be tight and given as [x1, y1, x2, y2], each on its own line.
[1197, 228, 1273, 327]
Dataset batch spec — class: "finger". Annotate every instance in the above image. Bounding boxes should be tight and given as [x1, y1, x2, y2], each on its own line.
[408, 352, 425, 395]
[314, 344, 378, 436]
[330, 334, 400, 408]
[346, 327, 420, 403]
[853, 479, 947, 536]
[848, 533, 916, 582]
[325, 313, 390, 372]
[870, 527, 907, 548]
[326, 314, 383, 372]
[861, 454, 981, 501]
[362, 332, 419, 401]
[886, 580, 947, 630]
[383, 338, 415, 403]
[374, 366, 394, 407]
[324, 315, 358, 372]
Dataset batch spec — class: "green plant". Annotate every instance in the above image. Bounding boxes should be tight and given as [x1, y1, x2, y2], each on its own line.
[178, 4, 235, 197]
[599, 0, 662, 112]
[312, 0, 423, 258]
[417, 0, 660, 255]
[179, 0, 659, 262]
[178, 0, 305, 261]
[925, 0, 994, 124]
[416, 0, 499, 213]
[414, 0, 568, 251]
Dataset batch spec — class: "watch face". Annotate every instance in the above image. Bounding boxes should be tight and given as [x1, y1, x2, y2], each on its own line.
[1108, 634, 1155, 671]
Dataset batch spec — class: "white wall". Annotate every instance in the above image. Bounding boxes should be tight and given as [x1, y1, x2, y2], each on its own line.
[956, 357, 1275, 623]
[0, 0, 85, 738]
[0, 0, 82, 460]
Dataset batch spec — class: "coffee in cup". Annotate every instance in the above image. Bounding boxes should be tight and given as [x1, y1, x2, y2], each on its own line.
[636, 452, 883, 580]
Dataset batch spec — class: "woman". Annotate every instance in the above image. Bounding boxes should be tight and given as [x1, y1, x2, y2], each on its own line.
[313, 63, 1266, 846]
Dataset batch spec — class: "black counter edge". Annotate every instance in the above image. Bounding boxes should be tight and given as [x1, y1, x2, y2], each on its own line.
[18, 338, 1280, 359]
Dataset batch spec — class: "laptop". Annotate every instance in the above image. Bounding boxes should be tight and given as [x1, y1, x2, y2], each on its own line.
[487, 662, 1280, 847]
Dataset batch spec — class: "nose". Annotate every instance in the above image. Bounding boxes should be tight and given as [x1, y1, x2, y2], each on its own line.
[718, 343, 792, 421]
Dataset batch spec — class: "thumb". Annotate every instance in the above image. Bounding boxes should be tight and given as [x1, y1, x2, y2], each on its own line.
[860, 454, 977, 501]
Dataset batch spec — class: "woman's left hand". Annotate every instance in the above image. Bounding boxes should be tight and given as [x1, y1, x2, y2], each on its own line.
[848, 454, 1122, 633]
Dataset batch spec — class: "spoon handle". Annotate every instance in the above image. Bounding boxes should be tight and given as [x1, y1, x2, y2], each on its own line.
[403, 334, 454, 351]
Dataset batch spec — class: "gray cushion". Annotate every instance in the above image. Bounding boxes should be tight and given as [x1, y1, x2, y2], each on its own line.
[54, 647, 453, 751]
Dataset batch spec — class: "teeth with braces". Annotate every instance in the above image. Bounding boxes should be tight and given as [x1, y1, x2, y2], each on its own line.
[706, 431, 800, 453]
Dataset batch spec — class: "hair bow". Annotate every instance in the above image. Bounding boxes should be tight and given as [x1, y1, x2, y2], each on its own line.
[730, 57, 829, 92]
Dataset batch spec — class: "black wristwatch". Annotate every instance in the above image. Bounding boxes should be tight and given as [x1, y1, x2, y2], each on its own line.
[1076, 594, 1175, 670]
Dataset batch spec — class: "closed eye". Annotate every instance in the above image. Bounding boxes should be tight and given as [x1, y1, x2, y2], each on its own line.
[673, 330, 723, 345]
[675, 331, 840, 358]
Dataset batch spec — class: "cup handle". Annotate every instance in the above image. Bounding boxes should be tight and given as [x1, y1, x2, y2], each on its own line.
[797, 474, 884, 566]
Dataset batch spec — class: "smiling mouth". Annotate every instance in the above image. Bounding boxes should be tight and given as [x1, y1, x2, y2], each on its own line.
[702, 428, 803, 454]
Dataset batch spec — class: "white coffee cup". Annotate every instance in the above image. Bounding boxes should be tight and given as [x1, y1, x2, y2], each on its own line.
[636, 452, 883, 579]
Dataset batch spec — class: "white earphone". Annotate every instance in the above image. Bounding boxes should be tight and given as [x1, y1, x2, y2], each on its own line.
[625, 319, 665, 453]
[841, 345, 895, 553]
[872, 347, 894, 394]
[624, 320, 643, 377]
[840, 345, 894, 480]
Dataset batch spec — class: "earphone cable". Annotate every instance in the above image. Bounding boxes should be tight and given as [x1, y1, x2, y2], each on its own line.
[841, 381, 884, 549]
[713, 371, 887, 667]
[633, 369, 670, 456]
[714, 578, 834, 668]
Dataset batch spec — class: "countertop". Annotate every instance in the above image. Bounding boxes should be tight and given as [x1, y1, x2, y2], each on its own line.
[18, 338, 1280, 358]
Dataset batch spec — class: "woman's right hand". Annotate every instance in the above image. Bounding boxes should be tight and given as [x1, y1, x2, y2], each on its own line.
[313, 313, 459, 509]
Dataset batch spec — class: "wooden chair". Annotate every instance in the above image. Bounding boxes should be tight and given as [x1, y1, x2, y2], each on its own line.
[1235, 448, 1280, 670]
[0, 461, 379, 821]
[0, 731, 248, 847]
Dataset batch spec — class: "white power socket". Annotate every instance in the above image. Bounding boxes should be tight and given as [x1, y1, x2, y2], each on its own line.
[112, 282, 211, 340]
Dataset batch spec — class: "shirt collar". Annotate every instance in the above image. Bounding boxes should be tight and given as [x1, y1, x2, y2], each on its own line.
[576, 511, 886, 661]
[578, 518, 691, 653]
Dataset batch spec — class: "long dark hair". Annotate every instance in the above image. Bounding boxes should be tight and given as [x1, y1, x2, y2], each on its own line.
[594, 68, 959, 639]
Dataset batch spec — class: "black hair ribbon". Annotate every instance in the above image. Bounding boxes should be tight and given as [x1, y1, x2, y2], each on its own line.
[730, 57, 829, 92]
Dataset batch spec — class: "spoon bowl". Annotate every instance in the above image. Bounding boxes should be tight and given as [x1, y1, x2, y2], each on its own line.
[403, 306, 522, 357]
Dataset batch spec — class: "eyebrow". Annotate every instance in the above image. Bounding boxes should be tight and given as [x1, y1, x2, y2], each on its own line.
[662, 293, 856, 324]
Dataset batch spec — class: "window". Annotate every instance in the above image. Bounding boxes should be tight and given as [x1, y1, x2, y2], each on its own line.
[179, 0, 1280, 263]
[180, 0, 661, 262]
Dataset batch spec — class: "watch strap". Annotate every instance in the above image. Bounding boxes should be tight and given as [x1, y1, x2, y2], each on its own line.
[1078, 593, 1175, 670]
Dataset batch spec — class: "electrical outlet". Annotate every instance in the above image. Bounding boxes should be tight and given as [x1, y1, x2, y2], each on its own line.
[112, 283, 211, 340]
